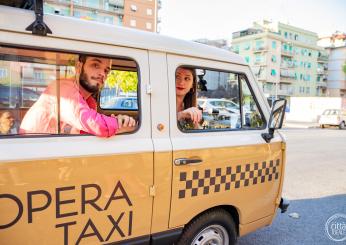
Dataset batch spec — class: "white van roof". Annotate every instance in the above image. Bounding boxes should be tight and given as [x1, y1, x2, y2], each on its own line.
[0, 5, 247, 65]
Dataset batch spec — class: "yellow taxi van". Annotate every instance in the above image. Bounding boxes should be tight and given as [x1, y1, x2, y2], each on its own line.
[0, 2, 289, 245]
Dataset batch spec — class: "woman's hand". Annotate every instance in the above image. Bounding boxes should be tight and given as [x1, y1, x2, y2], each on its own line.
[112, 114, 137, 134]
[177, 107, 202, 125]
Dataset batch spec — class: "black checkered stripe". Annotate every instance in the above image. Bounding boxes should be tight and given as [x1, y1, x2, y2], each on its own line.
[178, 159, 280, 199]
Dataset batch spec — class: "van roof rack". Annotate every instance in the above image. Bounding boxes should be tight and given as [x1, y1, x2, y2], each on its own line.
[25, 0, 52, 36]
[0, 0, 52, 36]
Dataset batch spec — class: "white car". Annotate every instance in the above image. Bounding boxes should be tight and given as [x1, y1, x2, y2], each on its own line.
[197, 99, 242, 129]
[198, 98, 240, 114]
[318, 109, 346, 129]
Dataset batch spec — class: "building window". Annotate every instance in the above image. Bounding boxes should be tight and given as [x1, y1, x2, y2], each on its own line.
[271, 69, 276, 76]
[146, 22, 152, 30]
[130, 19, 136, 27]
[245, 56, 250, 63]
[272, 41, 276, 49]
[255, 55, 263, 63]
[243, 43, 250, 50]
[130, 4, 137, 12]
[255, 40, 264, 50]
[147, 8, 152, 15]
[284, 32, 288, 38]
[0, 68, 8, 78]
[232, 45, 239, 54]
[271, 55, 276, 63]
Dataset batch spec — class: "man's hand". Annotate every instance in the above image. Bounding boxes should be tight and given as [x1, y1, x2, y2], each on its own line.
[112, 114, 137, 134]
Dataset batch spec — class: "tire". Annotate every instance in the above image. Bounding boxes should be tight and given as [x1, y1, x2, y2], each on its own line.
[339, 121, 345, 129]
[176, 209, 237, 245]
[321, 124, 325, 128]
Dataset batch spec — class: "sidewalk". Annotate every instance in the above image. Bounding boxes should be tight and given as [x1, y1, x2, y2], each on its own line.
[283, 120, 319, 129]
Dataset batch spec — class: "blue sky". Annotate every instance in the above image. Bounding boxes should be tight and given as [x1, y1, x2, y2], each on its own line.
[159, 0, 346, 40]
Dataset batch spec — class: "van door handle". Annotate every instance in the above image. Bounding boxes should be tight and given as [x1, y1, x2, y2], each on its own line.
[174, 157, 203, 166]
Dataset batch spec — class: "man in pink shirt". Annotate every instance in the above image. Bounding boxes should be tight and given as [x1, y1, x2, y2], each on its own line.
[20, 55, 136, 137]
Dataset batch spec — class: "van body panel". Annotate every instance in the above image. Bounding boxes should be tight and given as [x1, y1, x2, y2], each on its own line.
[0, 152, 154, 244]
[169, 142, 283, 227]
[239, 214, 274, 236]
[148, 51, 174, 234]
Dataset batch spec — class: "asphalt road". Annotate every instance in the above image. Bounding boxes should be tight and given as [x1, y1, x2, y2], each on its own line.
[238, 128, 346, 245]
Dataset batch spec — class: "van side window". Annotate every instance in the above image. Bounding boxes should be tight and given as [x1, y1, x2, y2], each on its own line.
[0, 46, 139, 137]
[240, 75, 264, 128]
[175, 66, 264, 132]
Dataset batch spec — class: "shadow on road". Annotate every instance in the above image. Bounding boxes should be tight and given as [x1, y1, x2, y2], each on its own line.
[238, 194, 346, 245]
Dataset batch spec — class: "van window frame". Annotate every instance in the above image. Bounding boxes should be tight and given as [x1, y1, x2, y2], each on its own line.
[0, 43, 142, 138]
[175, 65, 267, 133]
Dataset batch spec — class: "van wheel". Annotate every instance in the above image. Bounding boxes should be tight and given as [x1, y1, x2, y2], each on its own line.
[176, 209, 237, 245]
[339, 121, 345, 129]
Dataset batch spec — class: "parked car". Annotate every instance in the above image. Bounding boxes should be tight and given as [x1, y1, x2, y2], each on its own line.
[101, 97, 138, 110]
[198, 98, 240, 114]
[198, 98, 252, 126]
[318, 109, 346, 129]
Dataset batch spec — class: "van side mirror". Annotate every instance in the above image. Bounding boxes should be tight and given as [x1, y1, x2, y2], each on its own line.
[262, 99, 287, 143]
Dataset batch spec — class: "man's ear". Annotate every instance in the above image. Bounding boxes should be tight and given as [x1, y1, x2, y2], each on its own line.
[76, 61, 83, 74]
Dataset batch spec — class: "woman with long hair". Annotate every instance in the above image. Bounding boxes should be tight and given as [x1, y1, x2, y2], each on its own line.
[175, 67, 202, 129]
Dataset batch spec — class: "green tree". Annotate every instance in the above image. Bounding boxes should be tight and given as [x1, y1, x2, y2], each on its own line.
[343, 63, 346, 75]
[106, 70, 138, 95]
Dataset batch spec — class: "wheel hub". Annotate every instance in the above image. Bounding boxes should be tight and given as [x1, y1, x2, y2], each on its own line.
[192, 225, 229, 245]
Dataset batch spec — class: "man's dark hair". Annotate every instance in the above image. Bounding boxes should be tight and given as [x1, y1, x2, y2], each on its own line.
[79, 55, 87, 63]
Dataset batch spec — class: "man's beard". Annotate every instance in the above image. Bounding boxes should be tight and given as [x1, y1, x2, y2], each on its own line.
[79, 68, 100, 93]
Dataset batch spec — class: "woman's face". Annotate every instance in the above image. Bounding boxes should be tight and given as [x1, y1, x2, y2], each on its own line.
[176, 68, 194, 97]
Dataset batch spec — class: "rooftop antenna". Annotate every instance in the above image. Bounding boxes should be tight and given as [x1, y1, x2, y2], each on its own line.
[25, 0, 52, 36]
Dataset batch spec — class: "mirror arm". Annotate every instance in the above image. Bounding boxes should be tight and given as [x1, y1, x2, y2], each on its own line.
[261, 128, 274, 143]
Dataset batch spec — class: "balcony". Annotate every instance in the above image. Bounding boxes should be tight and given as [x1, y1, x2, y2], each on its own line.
[281, 50, 294, 57]
[253, 61, 266, 66]
[277, 89, 291, 96]
[280, 62, 296, 69]
[253, 46, 268, 53]
[45, 0, 124, 15]
[280, 76, 294, 84]
[158, 0, 162, 9]
[316, 81, 327, 88]
[318, 55, 329, 63]
[255, 75, 266, 81]
[317, 68, 324, 75]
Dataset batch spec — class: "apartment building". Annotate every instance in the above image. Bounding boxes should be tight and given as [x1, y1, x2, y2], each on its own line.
[318, 32, 346, 98]
[231, 20, 326, 98]
[43, 0, 161, 32]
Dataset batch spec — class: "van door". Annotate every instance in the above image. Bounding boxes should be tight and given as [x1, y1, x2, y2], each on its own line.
[0, 41, 153, 244]
[167, 54, 284, 228]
